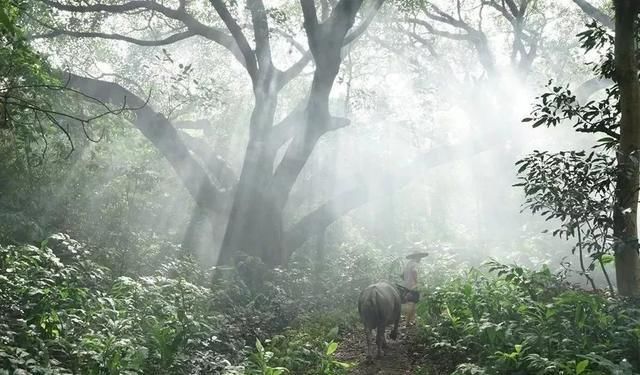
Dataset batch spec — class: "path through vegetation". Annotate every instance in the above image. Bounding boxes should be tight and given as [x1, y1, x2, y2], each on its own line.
[335, 320, 419, 375]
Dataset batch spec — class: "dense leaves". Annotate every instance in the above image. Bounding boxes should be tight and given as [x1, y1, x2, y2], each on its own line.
[415, 262, 639, 374]
[515, 21, 626, 291]
[522, 83, 619, 147]
[515, 150, 616, 290]
[522, 22, 620, 147]
[0, 234, 392, 374]
[0, 236, 228, 374]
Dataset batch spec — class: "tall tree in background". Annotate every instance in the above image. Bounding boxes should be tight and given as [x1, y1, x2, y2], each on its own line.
[219, 0, 371, 266]
[612, 0, 640, 296]
[26, 0, 615, 266]
[35, 0, 383, 266]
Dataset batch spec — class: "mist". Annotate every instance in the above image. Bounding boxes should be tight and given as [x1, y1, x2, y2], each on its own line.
[2, 0, 634, 373]
[18, 0, 612, 276]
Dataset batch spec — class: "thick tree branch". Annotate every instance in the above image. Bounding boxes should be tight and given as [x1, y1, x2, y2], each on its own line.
[269, 109, 349, 154]
[39, 0, 249, 70]
[278, 53, 313, 88]
[270, 0, 365, 209]
[179, 131, 237, 189]
[270, 29, 313, 88]
[343, 0, 385, 44]
[300, 0, 319, 35]
[31, 29, 195, 46]
[63, 72, 228, 214]
[268, 101, 307, 150]
[247, 0, 273, 71]
[209, 0, 259, 85]
[276, 0, 380, 90]
[327, 0, 366, 37]
[572, 0, 614, 30]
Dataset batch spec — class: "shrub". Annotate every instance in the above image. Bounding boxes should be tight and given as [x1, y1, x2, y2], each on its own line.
[416, 261, 640, 374]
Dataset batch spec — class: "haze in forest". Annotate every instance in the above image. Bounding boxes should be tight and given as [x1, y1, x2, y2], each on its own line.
[10, 0, 640, 373]
[3, 0, 616, 284]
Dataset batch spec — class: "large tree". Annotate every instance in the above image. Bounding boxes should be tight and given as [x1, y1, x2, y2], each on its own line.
[33, 0, 384, 266]
[612, 0, 640, 296]
[29, 0, 614, 266]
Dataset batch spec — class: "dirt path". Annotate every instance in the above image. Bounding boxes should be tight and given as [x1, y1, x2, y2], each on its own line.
[335, 319, 420, 375]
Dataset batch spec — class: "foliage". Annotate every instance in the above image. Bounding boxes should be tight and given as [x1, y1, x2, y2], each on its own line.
[0, 235, 233, 374]
[1, 0, 76, 160]
[1, 0, 155, 258]
[245, 320, 352, 375]
[416, 261, 640, 374]
[520, 21, 620, 142]
[0, 233, 392, 374]
[515, 22, 624, 290]
[515, 150, 616, 290]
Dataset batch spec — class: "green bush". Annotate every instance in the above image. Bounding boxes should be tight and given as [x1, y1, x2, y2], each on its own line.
[0, 234, 394, 374]
[417, 261, 640, 374]
[245, 311, 355, 375]
[0, 236, 232, 374]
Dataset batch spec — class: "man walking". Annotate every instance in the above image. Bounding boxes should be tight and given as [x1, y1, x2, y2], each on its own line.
[403, 251, 428, 326]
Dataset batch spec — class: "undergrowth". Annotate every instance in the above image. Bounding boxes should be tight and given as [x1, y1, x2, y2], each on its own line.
[7, 233, 638, 375]
[415, 261, 640, 375]
[0, 234, 384, 374]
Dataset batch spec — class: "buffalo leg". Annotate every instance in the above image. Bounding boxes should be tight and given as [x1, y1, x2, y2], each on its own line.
[390, 314, 399, 340]
[376, 324, 385, 357]
[365, 328, 373, 359]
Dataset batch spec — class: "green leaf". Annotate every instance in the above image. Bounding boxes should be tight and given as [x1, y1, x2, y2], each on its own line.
[326, 341, 338, 356]
[532, 118, 547, 128]
[517, 163, 528, 173]
[576, 359, 589, 374]
[600, 254, 614, 265]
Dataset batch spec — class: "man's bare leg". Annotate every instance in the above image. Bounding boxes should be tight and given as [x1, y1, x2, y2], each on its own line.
[405, 302, 416, 327]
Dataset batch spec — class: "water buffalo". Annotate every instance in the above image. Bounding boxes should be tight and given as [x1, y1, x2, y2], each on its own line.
[357, 282, 411, 359]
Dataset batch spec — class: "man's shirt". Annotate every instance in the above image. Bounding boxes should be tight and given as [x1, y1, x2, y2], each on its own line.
[403, 259, 418, 289]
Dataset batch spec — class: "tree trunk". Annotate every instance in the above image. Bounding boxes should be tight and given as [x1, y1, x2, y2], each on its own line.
[220, 193, 284, 266]
[182, 206, 207, 257]
[613, 0, 640, 296]
[217, 91, 284, 266]
[218, 6, 362, 266]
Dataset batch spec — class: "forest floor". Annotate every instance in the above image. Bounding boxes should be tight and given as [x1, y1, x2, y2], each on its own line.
[335, 319, 423, 375]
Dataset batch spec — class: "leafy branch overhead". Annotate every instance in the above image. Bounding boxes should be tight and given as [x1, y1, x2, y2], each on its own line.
[522, 23, 621, 148]
[1, 0, 145, 162]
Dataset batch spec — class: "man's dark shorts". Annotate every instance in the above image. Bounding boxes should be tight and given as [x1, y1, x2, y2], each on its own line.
[406, 290, 420, 303]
